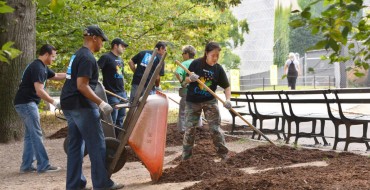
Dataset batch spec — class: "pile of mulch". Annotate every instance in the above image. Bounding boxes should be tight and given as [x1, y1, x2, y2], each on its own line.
[158, 153, 245, 183]
[184, 152, 370, 190]
[225, 145, 338, 169]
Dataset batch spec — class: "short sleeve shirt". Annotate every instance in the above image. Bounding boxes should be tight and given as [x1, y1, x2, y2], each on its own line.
[98, 52, 125, 93]
[131, 50, 164, 86]
[14, 59, 55, 105]
[60, 47, 99, 109]
[175, 59, 193, 82]
[186, 58, 230, 103]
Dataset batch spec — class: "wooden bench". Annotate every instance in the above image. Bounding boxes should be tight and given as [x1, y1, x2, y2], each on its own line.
[230, 89, 370, 151]
[325, 88, 370, 151]
[278, 90, 330, 145]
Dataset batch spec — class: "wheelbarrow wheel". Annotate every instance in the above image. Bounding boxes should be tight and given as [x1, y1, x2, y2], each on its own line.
[63, 136, 88, 156]
[105, 137, 127, 173]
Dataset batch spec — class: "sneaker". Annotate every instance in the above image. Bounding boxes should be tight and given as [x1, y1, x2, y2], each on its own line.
[109, 182, 124, 190]
[40, 166, 61, 173]
[20, 167, 37, 174]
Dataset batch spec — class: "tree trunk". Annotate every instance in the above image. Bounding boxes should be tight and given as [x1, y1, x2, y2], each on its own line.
[0, 0, 36, 143]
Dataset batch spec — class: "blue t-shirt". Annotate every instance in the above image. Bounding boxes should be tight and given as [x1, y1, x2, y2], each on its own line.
[131, 50, 164, 86]
[14, 59, 55, 105]
[98, 52, 125, 93]
[60, 47, 99, 109]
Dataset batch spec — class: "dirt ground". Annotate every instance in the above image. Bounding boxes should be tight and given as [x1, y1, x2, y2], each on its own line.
[1, 122, 370, 190]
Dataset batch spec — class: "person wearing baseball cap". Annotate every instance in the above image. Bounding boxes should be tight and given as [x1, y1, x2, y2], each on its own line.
[61, 26, 124, 190]
[83, 25, 109, 41]
[98, 38, 129, 134]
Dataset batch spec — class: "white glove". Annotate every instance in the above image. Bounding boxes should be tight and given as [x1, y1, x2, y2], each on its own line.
[52, 100, 61, 110]
[189, 73, 199, 82]
[224, 100, 232, 110]
[99, 101, 113, 114]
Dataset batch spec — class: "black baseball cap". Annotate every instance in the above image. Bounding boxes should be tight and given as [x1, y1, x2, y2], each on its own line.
[83, 25, 108, 41]
[111, 38, 129, 47]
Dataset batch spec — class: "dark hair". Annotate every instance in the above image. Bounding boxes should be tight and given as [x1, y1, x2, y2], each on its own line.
[202, 42, 221, 59]
[39, 44, 56, 56]
[182, 45, 196, 59]
[155, 41, 167, 50]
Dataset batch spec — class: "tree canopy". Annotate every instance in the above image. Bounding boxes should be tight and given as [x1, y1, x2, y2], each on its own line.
[35, 0, 248, 90]
[290, 0, 369, 77]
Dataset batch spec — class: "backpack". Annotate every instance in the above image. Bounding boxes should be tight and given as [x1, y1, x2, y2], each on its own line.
[287, 60, 298, 76]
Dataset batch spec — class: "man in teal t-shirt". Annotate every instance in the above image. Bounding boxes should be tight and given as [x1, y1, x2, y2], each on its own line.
[175, 45, 200, 132]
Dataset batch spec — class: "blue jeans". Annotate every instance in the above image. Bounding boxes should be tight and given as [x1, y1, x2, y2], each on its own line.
[106, 91, 127, 128]
[63, 108, 114, 190]
[14, 102, 51, 172]
[129, 84, 156, 102]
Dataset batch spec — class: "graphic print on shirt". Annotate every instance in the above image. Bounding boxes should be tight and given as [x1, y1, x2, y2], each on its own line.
[66, 55, 76, 79]
[114, 59, 124, 79]
[194, 69, 213, 97]
[140, 52, 157, 67]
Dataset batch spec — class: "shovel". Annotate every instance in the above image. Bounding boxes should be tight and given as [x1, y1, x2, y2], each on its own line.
[175, 60, 275, 145]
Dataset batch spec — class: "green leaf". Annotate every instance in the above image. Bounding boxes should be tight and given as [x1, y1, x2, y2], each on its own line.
[346, 4, 361, 12]
[301, 11, 311, 19]
[38, 0, 49, 7]
[328, 38, 339, 52]
[348, 43, 355, 50]
[354, 72, 365, 77]
[289, 19, 305, 28]
[0, 2, 14, 13]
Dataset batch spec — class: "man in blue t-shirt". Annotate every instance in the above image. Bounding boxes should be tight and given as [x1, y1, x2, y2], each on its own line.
[14, 44, 66, 173]
[98, 38, 129, 130]
[128, 41, 166, 102]
[60, 25, 124, 190]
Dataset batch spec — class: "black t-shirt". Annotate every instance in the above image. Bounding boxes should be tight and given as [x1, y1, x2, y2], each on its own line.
[60, 47, 99, 109]
[186, 58, 230, 103]
[98, 52, 125, 93]
[14, 59, 55, 105]
[131, 50, 164, 86]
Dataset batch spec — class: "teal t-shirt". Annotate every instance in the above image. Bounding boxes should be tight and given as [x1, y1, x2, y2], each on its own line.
[175, 59, 193, 82]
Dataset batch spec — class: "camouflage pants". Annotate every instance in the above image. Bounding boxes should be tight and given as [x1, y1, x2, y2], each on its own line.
[177, 91, 203, 132]
[182, 99, 228, 160]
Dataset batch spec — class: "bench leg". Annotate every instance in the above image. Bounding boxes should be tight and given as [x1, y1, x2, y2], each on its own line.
[231, 114, 236, 135]
[274, 118, 282, 140]
[332, 123, 340, 150]
[257, 119, 263, 140]
[344, 124, 351, 151]
[319, 119, 329, 146]
[294, 121, 300, 145]
[362, 123, 370, 151]
[251, 118, 257, 139]
[286, 121, 292, 144]
[310, 120, 320, 145]
[281, 118, 286, 140]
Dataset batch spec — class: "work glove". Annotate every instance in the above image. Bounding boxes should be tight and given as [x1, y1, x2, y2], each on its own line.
[189, 72, 199, 82]
[99, 101, 113, 114]
[52, 100, 61, 110]
[181, 81, 187, 88]
[224, 100, 232, 110]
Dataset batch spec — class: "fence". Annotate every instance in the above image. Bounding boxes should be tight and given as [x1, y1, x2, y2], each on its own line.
[239, 75, 335, 90]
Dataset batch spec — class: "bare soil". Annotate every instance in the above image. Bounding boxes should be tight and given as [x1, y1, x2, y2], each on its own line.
[1, 121, 370, 190]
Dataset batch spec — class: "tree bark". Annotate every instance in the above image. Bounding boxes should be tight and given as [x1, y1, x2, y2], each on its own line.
[0, 0, 36, 143]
